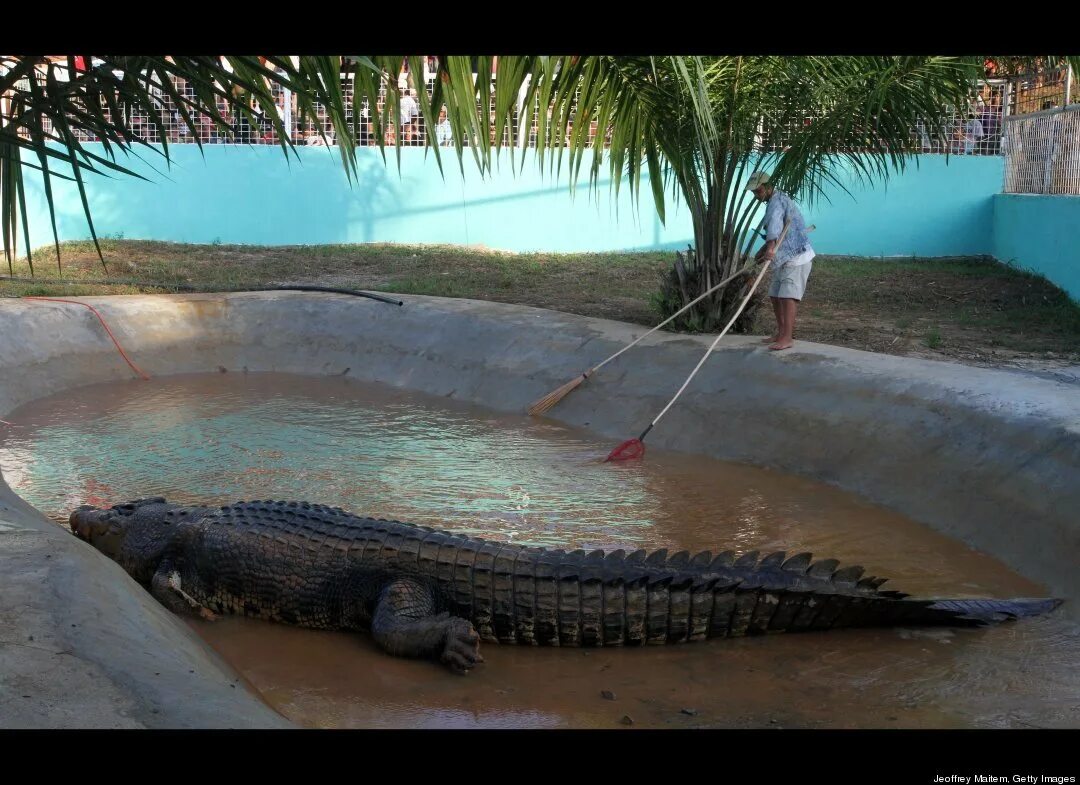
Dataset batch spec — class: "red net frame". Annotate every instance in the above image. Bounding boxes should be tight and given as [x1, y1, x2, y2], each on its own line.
[605, 438, 645, 462]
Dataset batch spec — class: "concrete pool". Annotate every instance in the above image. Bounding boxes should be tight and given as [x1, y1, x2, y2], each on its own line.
[1, 292, 1077, 728]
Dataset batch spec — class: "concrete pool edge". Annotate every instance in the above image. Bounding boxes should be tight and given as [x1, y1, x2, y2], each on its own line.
[1, 291, 1077, 727]
[0, 480, 292, 728]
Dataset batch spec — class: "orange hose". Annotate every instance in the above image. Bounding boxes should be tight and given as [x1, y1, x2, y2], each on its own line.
[22, 297, 151, 381]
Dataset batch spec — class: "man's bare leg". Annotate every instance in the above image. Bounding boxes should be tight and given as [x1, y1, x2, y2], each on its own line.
[770, 298, 799, 351]
[763, 296, 783, 343]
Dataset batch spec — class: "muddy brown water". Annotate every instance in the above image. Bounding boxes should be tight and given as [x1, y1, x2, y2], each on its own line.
[2, 372, 1077, 729]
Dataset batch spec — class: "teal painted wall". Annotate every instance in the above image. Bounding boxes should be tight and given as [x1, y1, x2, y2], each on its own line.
[22, 146, 686, 253]
[23, 145, 1003, 257]
[992, 194, 1080, 301]
[803, 155, 1003, 257]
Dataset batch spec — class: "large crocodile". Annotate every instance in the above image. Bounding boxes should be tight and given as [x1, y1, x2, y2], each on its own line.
[70, 498, 1061, 673]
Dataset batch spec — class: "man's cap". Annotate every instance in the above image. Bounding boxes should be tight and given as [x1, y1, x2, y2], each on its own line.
[746, 171, 771, 191]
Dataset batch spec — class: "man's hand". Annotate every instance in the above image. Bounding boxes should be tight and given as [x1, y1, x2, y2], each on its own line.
[761, 239, 777, 262]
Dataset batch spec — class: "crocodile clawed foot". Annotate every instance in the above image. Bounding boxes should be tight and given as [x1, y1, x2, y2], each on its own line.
[441, 618, 484, 674]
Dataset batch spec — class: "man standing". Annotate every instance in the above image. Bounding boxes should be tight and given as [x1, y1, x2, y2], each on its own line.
[435, 106, 453, 146]
[400, 88, 419, 144]
[747, 171, 815, 351]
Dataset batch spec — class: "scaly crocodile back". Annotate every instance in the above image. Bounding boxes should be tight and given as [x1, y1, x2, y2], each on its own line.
[173, 501, 1060, 646]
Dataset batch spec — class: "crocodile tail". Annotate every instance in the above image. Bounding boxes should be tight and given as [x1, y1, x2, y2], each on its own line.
[849, 596, 1064, 629]
[920, 597, 1063, 625]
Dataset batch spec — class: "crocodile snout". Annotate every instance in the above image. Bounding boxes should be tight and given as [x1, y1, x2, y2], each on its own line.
[69, 505, 100, 540]
[69, 505, 128, 559]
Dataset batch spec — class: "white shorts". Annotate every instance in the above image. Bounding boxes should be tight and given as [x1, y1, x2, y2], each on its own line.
[769, 259, 813, 300]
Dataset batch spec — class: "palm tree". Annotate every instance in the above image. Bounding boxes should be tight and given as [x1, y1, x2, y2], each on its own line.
[0, 55, 473, 273]
[484, 57, 998, 331]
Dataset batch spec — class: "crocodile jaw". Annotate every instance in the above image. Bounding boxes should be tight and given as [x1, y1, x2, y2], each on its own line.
[70, 505, 125, 559]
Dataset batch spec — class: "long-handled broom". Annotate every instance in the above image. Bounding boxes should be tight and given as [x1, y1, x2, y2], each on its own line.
[528, 220, 811, 417]
[605, 220, 792, 461]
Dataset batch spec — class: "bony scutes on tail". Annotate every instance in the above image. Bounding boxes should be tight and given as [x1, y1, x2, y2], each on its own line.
[70, 497, 1063, 674]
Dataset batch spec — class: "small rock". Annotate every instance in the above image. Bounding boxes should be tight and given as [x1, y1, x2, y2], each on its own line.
[681, 708, 698, 716]
[154, 672, 160, 676]
[887, 716, 898, 721]
[601, 690, 616, 701]
[27, 635, 33, 641]
[619, 715, 634, 726]
[768, 718, 778, 724]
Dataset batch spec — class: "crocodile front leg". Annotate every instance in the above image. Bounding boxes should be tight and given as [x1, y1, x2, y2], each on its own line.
[370, 578, 484, 674]
[151, 562, 217, 621]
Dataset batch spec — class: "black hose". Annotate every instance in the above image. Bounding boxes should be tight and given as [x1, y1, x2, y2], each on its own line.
[0, 276, 403, 307]
[265, 285, 403, 306]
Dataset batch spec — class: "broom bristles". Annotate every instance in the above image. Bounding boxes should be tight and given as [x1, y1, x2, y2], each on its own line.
[527, 374, 587, 416]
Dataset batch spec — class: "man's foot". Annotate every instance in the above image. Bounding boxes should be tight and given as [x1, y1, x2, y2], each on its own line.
[768, 340, 794, 351]
[762, 334, 780, 344]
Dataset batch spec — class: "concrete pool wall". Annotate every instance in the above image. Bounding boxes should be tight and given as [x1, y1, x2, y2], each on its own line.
[2, 291, 1078, 726]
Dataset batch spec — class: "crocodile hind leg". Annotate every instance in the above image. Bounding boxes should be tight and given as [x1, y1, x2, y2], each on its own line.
[151, 562, 217, 621]
[370, 578, 484, 674]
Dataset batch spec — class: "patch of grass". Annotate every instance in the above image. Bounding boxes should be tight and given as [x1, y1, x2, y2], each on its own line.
[4, 240, 1078, 368]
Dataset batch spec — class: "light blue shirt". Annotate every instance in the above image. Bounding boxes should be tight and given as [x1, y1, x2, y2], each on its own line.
[764, 190, 812, 264]
[436, 120, 453, 145]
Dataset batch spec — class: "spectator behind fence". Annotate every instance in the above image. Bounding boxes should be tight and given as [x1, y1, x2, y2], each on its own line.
[979, 95, 1003, 154]
[916, 119, 933, 152]
[360, 100, 371, 146]
[436, 106, 452, 146]
[400, 88, 419, 145]
[196, 112, 215, 144]
[961, 112, 984, 154]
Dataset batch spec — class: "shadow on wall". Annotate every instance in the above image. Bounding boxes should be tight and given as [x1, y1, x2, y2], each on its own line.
[21, 145, 695, 253]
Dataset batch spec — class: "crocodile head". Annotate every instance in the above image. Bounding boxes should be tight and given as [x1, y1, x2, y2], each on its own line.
[70, 497, 183, 578]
